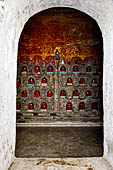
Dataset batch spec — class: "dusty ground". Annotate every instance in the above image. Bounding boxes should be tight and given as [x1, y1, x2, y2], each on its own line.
[16, 127, 103, 157]
[9, 157, 113, 170]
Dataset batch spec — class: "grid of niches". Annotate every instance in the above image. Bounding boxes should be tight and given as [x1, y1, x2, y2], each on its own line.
[17, 59, 55, 116]
[16, 56, 102, 122]
[58, 57, 102, 116]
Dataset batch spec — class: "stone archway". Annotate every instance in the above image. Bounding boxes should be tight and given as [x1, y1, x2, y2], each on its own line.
[1, 0, 113, 170]
[15, 7, 103, 158]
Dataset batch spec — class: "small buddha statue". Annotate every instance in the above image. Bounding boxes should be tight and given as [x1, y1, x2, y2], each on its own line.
[67, 78, 73, 85]
[66, 102, 72, 111]
[86, 90, 91, 98]
[47, 65, 53, 73]
[41, 102, 47, 110]
[92, 78, 97, 85]
[21, 91, 27, 97]
[34, 66, 40, 74]
[60, 90, 66, 98]
[73, 90, 79, 98]
[17, 78, 21, 88]
[79, 78, 85, 85]
[86, 66, 92, 73]
[34, 90, 40, 98]
[79, 102, 85, 111]
[16, 102, 21, 110]
[60, 66, 66, 73]
[28, 78, 35, 85]
[22, 66, 27, 73]
[73, 66, 79, 73]
[28, 103, 34, 110]
[41, 77, 47, 85]
[47, 90, 53, 98]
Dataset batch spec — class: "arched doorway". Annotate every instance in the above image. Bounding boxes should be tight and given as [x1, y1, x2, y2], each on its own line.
[16, 7, 103, 157]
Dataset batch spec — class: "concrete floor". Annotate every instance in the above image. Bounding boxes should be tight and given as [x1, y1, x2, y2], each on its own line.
[16, 126, 103, 157]
[9, 157, 113, 170]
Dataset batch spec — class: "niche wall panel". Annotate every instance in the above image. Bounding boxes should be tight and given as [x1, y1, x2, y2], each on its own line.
[16, 8, 103, 123]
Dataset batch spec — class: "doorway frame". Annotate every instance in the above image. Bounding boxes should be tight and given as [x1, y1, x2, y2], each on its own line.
[1, 1, 113, 170]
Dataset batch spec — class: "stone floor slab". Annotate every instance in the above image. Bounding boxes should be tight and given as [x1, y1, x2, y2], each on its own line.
[9, 158, 113, 170]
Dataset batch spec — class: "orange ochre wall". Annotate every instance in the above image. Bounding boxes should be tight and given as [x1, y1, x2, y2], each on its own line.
[18, 8, 102, 63]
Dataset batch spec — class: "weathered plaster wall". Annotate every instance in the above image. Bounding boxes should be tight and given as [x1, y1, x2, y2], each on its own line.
[0, 0, 113, 170]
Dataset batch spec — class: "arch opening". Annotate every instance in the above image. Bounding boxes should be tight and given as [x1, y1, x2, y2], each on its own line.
[16, 7, 103, 158]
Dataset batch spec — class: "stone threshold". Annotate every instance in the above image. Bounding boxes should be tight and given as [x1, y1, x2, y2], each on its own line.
[16, 121, 103, 127]
[9, 157, 113, 170]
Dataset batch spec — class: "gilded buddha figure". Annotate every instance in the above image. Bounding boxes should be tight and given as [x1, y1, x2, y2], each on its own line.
[28, 78, 35, 85]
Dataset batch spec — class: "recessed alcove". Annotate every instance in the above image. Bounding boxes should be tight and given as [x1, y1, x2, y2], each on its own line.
[15, 7, 104, 158]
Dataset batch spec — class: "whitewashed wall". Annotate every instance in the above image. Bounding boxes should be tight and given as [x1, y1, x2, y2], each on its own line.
[0, 0, 113, 170]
